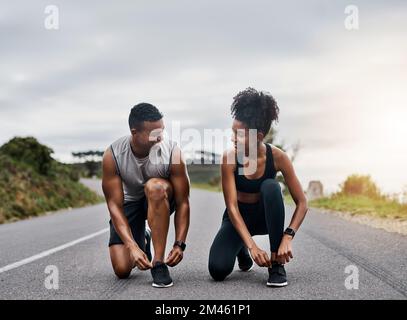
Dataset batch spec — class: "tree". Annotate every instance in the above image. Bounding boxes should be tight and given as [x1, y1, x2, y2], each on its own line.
[71, 150, 104, 177]
[264, 128, 301, 194]
[0, 137, 54, 175]
[264, 127, 300, 162]
[71, 150, 104, 162]
[339, 174, 381, 199]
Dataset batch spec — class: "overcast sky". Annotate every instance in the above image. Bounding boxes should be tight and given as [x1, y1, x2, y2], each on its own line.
[1, 0, 406, 194]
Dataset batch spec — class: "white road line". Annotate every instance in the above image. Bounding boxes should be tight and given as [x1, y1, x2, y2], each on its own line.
[0, 228, 109, 274]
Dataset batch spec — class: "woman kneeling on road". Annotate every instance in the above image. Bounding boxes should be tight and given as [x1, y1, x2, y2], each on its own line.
[208, 88, 308, 287]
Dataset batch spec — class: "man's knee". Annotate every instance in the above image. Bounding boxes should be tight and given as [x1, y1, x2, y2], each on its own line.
[113, 264, 131, 279]
[144, 178, 168, 202]
[260, 179, 281, 197]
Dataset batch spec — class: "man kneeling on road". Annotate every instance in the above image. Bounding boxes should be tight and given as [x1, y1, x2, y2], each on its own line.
[102, 103, 190, 288]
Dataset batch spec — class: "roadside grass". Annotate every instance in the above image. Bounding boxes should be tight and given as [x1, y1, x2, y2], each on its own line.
[0, 138, 103, 224]
[191, 181, 407, 222]
[310, 194, 407, 220]
[191, 182, 222, 193]
[0, 154, 104, 224]
[284, 194, 295, 205]
[191, 182, 298, 207]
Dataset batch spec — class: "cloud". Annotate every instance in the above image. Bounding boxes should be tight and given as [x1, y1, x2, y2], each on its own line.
[1, 0, 406, 193]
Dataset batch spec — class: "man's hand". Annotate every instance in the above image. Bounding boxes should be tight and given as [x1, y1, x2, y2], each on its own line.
[249, 244, 272, 267]
[277, 234, 294, 264]
[127, 243, 152, 270]
[165, 246, 184, 267]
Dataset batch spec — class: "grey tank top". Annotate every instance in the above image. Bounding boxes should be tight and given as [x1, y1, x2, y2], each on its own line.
[110, 136, 177, 202]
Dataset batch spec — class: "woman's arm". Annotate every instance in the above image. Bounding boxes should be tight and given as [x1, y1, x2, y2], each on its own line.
[275, 149, 308, 232]
[221, 151, 272, 267]
[273, 147, 308, 264]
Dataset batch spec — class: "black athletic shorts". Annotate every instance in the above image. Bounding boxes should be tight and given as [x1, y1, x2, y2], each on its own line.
[108, 196, 176, 247]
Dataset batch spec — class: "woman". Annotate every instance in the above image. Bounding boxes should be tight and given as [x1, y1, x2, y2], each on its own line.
[208, 88, 308, 287]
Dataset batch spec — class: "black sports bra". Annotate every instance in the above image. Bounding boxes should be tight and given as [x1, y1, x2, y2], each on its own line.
[234, 143, 277, 193]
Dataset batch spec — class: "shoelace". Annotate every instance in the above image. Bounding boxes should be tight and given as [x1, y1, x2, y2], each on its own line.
[153, 264, 167, 277]
[271, 264, 285, 276]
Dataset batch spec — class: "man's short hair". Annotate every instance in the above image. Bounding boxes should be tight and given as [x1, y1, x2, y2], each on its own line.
[128, 103, 163, 130]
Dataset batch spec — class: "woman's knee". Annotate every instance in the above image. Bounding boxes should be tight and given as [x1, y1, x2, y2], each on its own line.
[208, 244, 234, 281]
[208, 259, 232, 281]
[260, 179, 282, 197]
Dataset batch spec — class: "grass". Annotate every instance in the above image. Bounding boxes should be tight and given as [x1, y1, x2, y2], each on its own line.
[189, 164, 222, 193]
[310, 194, 407, 220]
[191, 182, 222, 193]
[191, 182, 297, 207]
[188, 164, 220, 182]
[0, 139, 103, 224]
[191, 182, 407, 222]
[283, 194, 295, 205]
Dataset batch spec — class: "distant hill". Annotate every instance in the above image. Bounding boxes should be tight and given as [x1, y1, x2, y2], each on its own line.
[0, 137, 102, 224]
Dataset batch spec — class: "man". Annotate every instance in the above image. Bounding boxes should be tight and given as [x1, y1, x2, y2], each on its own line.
[102, 103, 190, 288]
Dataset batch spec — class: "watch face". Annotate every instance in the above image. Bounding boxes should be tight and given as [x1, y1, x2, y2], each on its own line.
[175, 241, 186, 251]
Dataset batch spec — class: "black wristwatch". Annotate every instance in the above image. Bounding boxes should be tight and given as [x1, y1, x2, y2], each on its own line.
[173, 240, 186, 251]
[284, 227, 296, 239]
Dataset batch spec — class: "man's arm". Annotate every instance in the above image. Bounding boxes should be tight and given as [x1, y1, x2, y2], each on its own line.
[165, 146, 190, 267]
[102, 148, 151, 270]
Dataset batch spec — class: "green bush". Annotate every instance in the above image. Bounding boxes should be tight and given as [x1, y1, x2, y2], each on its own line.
[339, 174, 381, 199]
[310, 174, 407, 220]
[0, 137, 102, 223]
[0, 137, 54, 175]
[208, 175, 221, 187]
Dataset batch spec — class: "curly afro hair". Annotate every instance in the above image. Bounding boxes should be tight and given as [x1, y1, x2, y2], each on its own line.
[129, 103, 163, 130]
[231, 87, 279, 135]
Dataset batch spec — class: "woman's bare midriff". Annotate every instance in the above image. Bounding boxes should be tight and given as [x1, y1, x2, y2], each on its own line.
[237, 191, 261, 204]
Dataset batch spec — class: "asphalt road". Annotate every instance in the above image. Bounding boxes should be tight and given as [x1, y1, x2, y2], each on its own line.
[0, 179, 406, 300]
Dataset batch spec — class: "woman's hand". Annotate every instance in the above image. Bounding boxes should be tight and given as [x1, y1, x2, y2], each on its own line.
[277, 234, 294, 264]
[249, 244, 272, 267]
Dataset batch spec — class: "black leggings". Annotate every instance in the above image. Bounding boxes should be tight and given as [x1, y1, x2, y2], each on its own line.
[208, 179, 285, 281]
